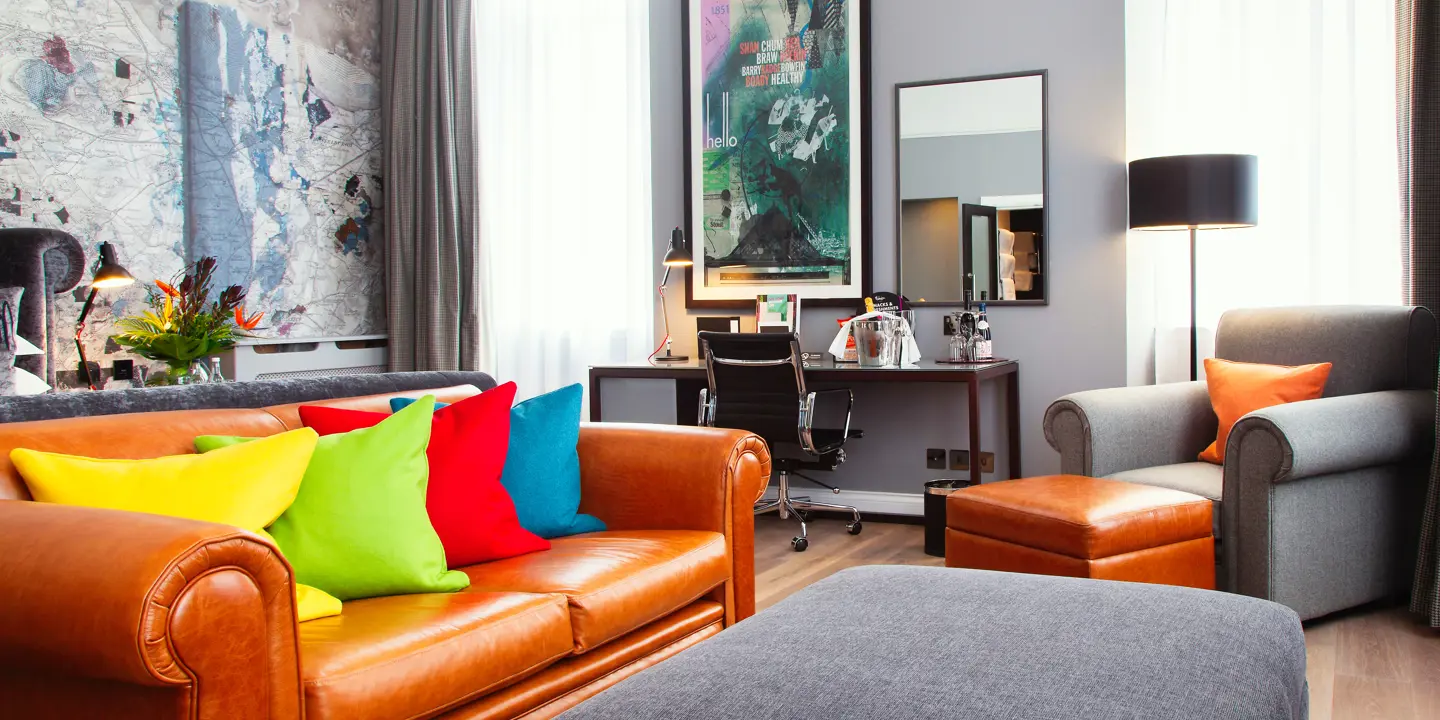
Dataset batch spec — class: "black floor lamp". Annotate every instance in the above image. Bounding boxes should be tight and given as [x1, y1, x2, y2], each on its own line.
[1128, 154, 1258, 381]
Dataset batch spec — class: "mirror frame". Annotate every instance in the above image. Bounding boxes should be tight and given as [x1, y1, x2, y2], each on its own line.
[893, 69, 1050, 307]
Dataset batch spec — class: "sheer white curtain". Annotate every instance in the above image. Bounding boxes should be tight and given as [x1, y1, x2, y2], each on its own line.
[474, 0, 654, 406]
[1125, 0, 1401, 385]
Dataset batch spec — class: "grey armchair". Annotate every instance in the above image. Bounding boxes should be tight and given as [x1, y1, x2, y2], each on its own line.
[1045, 306, 1436, 620]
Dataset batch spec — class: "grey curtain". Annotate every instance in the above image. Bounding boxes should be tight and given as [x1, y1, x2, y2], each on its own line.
[1401, 0, 1440, 626]
[381, 0, 481, 372]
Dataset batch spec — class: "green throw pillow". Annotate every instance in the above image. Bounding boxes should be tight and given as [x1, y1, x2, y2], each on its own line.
[195, 396, 469, 600]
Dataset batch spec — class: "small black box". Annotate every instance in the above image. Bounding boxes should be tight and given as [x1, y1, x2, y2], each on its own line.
[112, 359, 135, 381]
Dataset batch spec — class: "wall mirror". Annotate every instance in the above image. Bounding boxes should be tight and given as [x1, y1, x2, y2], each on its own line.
[895, 71, 1047, 305]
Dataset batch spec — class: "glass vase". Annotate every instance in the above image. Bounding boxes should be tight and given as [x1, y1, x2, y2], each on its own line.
[163, 361, 209, 386]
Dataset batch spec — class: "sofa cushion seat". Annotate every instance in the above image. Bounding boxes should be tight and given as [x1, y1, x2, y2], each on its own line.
[1107, 462, 1223, 537]
[299, 591, 572, 720]
[461, 529, 730, 652]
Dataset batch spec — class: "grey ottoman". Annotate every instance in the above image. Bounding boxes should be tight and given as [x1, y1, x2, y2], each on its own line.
[561, 566, 1306, 720]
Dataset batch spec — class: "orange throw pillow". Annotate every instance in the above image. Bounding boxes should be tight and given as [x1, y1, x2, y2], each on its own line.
[1199, 358, 1332, 464]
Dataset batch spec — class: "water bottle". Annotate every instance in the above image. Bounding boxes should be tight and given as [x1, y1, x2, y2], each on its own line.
[207, 357, 225, 383]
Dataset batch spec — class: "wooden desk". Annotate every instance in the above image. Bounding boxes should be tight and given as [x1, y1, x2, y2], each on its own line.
[588, 359, 1020, 486]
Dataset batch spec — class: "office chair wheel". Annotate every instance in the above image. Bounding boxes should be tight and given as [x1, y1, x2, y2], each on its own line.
[847, 521, 863, 535]
[792, 536, 809, 552]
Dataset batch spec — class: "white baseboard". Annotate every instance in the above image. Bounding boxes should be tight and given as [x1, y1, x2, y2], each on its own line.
[758, 487, 924, 517]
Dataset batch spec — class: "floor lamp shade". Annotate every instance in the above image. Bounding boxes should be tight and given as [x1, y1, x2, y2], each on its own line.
[1128, 154, 1258, 230]
[1127, 154, 1258, 383]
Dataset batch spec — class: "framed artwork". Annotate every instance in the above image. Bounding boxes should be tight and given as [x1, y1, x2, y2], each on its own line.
[682, 0, 872, 308]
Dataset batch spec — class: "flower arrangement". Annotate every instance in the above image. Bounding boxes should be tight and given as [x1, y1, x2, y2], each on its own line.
[113, 257, 263, 383]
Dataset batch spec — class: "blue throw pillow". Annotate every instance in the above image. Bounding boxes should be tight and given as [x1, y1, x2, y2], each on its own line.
[392, 384, 605, 539]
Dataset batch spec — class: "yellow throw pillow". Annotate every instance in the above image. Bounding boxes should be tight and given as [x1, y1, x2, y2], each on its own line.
[11, 428, 341, 622]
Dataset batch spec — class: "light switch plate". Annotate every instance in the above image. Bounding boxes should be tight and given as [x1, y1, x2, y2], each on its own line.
[979, 452, 996, 473]
[950, 449, 969, 470]
[926, 448, 947, 470]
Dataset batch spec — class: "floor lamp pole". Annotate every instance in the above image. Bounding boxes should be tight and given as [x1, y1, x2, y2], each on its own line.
[1189, 226, 1199, 383]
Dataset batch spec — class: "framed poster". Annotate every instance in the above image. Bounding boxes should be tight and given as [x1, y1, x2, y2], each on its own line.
[683, 0, 872, 308]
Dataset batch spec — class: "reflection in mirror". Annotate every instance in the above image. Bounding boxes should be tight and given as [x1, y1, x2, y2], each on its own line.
[896, 72, 1046, 304]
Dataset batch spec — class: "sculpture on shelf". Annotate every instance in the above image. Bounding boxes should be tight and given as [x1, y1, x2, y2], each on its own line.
[0, 228, 86, 387]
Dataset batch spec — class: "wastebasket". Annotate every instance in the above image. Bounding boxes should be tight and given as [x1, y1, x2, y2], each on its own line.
[924, 479, 972, 557]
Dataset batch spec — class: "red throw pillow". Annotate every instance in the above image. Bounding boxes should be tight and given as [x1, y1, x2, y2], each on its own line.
[298, 382, 549, 567]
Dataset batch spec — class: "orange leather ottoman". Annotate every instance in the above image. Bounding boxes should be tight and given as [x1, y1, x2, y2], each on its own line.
[945, 475, 1215, 589]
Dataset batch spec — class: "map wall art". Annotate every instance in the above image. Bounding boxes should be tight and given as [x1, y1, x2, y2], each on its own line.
[0, 0, 384, 384]
[683, 0, 870, 308]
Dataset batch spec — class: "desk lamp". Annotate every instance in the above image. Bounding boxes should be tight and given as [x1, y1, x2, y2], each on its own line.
[1128, 154, 1258, 381]
[76, 241, 135, 389]
[654, 227, 693, 363]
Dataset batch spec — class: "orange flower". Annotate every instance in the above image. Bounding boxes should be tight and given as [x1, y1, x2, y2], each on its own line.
[155, 279, 180, 297]
[235, 306, 264, 331]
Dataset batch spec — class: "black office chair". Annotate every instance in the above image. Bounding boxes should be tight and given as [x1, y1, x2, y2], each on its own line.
[697, 332, 862, 552]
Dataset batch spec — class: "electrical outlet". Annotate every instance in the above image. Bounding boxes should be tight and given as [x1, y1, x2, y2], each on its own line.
[926, 448, 947, 470]
[942, 315, 957, 336]
[950, 449, 969, 470]
[979, 452, 996, 473]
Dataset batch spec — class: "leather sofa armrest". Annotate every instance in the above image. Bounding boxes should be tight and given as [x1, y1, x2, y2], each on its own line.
[1044, 382, 1218, 477]
[577, 423, 771, 622]
[0, 502, 302, 719]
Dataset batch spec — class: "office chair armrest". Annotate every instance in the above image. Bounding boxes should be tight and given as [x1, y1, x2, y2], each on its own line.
[576, 422, 771, 621]
[801, 388, 854, 455]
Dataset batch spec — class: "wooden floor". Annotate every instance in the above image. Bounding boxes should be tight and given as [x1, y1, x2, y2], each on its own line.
[753, 516, 1440, 720]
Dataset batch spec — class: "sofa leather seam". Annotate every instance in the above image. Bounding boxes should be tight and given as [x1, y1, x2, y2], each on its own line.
[166, 562, 267, 718]
[141, 532, 257, 685]
[396, 641, 576, 720]
[302, 598, 569, 690]
[566, 534, 729, 647]
[566, 533, 728, 607]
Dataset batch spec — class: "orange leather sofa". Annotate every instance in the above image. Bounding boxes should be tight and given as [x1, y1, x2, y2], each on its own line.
[0, 383, 771, 719]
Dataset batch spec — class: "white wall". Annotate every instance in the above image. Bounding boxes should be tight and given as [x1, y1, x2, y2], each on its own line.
[646, 0, 1128, 491]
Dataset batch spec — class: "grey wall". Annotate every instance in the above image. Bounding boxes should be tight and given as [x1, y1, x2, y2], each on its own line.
[645, 0, 1127, 492]
[899, 131, 1044, 201]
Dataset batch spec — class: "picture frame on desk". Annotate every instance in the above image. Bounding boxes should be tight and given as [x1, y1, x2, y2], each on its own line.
[681, 0, 873, 309]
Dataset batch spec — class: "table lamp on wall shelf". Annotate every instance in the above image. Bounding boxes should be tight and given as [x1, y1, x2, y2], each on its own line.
[1128, 154, 1258, 381]
[654, 227, 693, 363]
[76, 241, 136, 390]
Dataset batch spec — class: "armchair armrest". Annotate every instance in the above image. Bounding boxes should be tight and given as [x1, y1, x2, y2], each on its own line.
[0, 502, 302, 719]
[1044, 382, 1217, 477]
[1226, 389, 1435, 484]
[577, 423, 771, 622]
[1222, 390, 1435, 604]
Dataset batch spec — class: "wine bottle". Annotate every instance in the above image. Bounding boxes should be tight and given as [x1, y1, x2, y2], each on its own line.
[976, 295, 993, 360]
